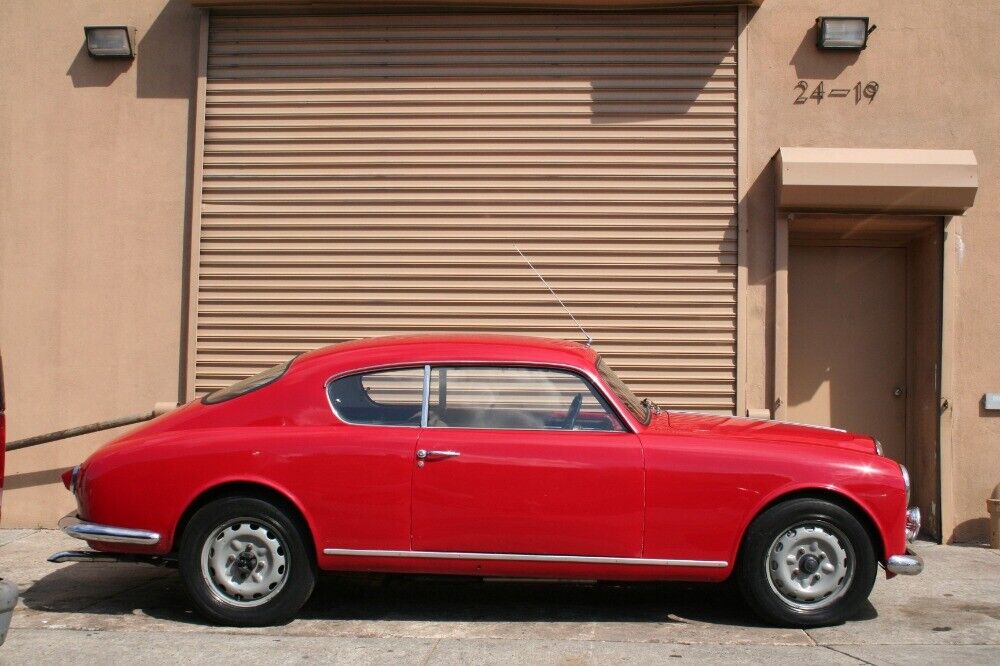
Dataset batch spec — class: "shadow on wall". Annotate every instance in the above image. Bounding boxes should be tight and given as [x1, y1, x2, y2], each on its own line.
[951, 518, 990, 545]
[2, 467, 66, 491]
[587, 9, 742, 122]
[66, 42, 133, 87]
[790, 23, 861, 80]
[65, 0, 199, 98]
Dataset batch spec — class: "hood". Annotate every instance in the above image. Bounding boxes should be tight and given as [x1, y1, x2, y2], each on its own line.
[649, 410, 878, 455]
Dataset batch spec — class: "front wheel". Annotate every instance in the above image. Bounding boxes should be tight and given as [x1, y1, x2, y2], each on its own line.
[179, 496, 316, 626]
[737, 498, 877, 627]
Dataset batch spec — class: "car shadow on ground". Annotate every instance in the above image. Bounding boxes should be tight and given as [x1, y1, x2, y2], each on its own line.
[20, 563, 876, 628]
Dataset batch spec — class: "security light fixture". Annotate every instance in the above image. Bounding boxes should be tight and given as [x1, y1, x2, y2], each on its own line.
[84, 26, 137, 59]
[815, 17, 875, 51]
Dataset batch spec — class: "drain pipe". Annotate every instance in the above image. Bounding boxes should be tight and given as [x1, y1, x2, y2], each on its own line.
[989, 483, 1000, 550]
[5, 402, 179, 452]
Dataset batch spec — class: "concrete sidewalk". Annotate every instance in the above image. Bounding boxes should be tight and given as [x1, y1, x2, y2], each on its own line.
[0, 529, 997, 664]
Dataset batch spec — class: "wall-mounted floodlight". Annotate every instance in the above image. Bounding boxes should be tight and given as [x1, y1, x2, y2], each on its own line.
[815, 17, 876, 50]
[84, 26, 137, 58]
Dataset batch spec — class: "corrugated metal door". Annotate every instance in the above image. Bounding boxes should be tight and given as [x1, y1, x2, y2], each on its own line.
[195, 9, 738, 413]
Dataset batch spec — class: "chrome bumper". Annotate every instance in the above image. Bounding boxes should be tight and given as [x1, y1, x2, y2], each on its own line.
[886, 549, 923, 575]
[58, 513, 160, 546]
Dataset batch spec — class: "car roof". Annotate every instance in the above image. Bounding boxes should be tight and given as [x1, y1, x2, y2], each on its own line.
[291, 334, 598, 375]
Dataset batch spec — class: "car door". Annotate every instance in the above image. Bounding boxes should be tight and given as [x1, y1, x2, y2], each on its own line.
[322, 366, 423, 550]
[411, 365, 644, 557]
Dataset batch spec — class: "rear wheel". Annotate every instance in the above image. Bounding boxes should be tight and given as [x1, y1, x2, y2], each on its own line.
[737, 498, 876, 627]
[179, 497, 315, 626]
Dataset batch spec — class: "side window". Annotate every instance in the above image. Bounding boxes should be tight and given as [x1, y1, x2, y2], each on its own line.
[428, 366, 623, 432]
[327, 367, 424, 427]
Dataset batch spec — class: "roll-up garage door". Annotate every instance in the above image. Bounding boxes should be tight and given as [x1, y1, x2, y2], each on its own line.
[195, 9, 738, 413]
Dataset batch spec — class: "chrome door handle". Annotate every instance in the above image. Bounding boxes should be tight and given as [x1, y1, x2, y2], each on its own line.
[415, 449, 460, 461]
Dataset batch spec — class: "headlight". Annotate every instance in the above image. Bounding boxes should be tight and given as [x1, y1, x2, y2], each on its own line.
[873, 438, 884, 456]
[900, 464, 911, 505]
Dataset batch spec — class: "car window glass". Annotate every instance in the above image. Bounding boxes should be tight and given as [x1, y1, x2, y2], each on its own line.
[428, 366, 622, 432]
[203, 359, 292, 405]
[328, 367, 424, 426]
[595, 356, 649, 424]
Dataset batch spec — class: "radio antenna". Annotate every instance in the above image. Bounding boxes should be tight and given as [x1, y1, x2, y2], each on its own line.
[513, 244, 593, 347]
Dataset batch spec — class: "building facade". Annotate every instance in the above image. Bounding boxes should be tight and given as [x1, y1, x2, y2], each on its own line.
[1, 0, 996, 543]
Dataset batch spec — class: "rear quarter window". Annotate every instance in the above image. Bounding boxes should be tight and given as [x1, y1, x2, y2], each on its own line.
[327, 367, 424, 427]
[202, 360, 292, 405]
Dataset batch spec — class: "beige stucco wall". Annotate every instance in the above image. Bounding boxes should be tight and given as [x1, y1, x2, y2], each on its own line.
[743, 0, 999, 543]
[0, 0, 199, 526]
[0, 0, 996, 542]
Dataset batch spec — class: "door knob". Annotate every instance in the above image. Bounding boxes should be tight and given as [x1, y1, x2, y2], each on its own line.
[893, 387, 904, 398]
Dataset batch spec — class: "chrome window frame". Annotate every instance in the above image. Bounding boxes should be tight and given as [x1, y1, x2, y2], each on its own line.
[325, 364, 428, 429]
[324, 360, 636, 434]
[422, 364, 626, 434]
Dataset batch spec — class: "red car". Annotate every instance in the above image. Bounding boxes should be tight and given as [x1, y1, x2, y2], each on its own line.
[49, 335, 922, 627]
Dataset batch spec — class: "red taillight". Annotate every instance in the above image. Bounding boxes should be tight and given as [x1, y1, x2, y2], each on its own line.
[61, 467, 73, 490]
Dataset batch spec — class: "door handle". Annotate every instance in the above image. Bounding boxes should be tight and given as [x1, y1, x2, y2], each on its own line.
[416, 449, 460, 461]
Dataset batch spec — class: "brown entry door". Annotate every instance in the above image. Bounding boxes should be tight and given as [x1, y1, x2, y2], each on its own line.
[788, 245, 907, 461]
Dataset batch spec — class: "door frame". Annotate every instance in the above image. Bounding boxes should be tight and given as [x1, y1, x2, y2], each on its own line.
[772, 212, 959, 540]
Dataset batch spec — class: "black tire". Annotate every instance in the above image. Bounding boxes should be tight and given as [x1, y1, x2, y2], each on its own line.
[737, 498, 876, 627]
[179, 496, 316, 626]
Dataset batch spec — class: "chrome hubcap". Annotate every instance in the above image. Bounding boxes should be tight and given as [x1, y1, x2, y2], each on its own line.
[766, 523, 853, 610]
[200, 518, 288, 607]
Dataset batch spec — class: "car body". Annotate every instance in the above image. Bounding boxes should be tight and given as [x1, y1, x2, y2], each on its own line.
[50, 335, 922, 626]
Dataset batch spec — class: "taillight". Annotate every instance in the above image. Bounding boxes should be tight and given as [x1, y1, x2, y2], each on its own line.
[62, 465, 80, 493]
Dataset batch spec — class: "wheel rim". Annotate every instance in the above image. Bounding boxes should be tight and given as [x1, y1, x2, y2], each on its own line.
[765, 521, 854, 611]
[200, 517, 289, 608]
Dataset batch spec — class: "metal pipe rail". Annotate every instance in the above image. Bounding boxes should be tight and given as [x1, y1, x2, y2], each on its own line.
[5, 403, 178, 452]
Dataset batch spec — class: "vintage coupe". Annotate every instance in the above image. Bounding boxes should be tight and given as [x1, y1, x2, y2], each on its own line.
[51, 335, 922, 627]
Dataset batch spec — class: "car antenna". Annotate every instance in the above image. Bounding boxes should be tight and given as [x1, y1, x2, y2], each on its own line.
[513, 244, 593, 347]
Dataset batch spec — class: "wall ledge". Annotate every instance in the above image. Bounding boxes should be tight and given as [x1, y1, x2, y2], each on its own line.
[776, 147, 979, 215]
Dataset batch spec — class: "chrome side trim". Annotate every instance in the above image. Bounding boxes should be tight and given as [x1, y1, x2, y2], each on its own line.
[58, 513, 161, 546]
[322, 547, 728, 568]
[886, 550, 923, 576]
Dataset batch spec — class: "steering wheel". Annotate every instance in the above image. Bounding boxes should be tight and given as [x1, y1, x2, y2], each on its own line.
[564, 393, 583, 430]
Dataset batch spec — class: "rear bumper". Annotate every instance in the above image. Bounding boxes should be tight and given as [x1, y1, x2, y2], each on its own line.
[886, 548, 923, 575]
[58, 512, 160, 546]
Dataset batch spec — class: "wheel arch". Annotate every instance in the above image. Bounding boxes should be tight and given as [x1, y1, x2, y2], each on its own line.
[735, 487, 887, 567]
[172, 480, 318, 562]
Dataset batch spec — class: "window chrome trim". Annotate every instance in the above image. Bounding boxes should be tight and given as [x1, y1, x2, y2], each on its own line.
[423, 364, 627, 433]
[324, 364, 426, 429]
[324, 359, 638, 434]
[322, 547, 727, 568]
[421, 364, 430, 428]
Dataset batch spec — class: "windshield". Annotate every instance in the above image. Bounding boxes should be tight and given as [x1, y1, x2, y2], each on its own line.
[202, 359, 292, 405]
[595, 357, 649, 424]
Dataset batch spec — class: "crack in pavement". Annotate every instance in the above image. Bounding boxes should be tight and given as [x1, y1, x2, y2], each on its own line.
[823, 645, 877, 665]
